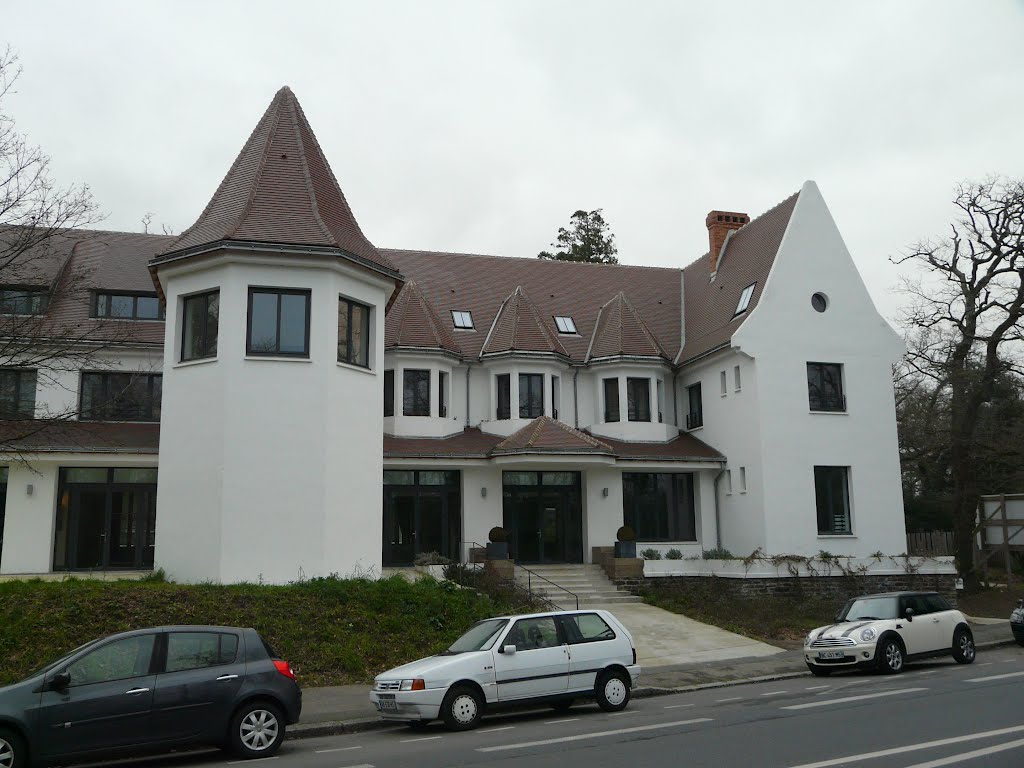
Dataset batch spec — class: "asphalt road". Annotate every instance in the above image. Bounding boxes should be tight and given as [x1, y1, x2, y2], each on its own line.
[86, 645, 1024, 768]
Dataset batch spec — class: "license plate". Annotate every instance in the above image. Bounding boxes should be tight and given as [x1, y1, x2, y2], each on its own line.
[378, 698, 398, 711]
[817, 651, 845, 660]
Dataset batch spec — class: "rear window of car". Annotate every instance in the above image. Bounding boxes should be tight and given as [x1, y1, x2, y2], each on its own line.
[165, 632, 239, 672]
[562, 613, 616, 644]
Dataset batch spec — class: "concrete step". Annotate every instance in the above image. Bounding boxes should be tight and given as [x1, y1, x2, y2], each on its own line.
[511, 562, 640, 608]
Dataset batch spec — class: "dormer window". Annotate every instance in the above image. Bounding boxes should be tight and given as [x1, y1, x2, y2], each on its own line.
[554, 315, 577, 334]
[94, 292, 164, 320]
[734, 283, 756, 316]
[452, 310, 474, 329]
[0, 287, 47, 316]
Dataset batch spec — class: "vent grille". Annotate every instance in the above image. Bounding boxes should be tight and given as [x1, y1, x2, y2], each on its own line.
[375, 680, 401, 691]
[811, 637, 856, 648]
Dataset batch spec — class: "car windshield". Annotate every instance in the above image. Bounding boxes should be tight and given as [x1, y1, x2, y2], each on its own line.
[840, 596, 899, 621]
[443, 619, 509, 654]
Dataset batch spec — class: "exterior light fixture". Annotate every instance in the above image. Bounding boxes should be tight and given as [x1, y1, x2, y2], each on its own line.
[480, 487, 487, 498]
[602, 487, 609, 498]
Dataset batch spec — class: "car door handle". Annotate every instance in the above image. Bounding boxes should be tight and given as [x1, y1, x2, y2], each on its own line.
[216, 674, 239, 681]
[125, 687, 150, 695]
[932, 618, 940, 623]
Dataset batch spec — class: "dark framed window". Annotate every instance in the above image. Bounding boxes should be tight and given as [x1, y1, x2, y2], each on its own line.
[80, 372, 162, 422]
[603, 378, 619, 423]
[552, 376, 560, 420]
[814, 465, 852, 535]
[622, 473, 696, 541]
[181, 290, 219, 362]
[807, 362, 845, 412]
[247, 288, 310, 357]
[403, 369, 431, 416]
[627, 378, 651, 422]
[338, 297, 370, 367]
[686, 382, 703, 429]
[734, 282, 756, 316]
[519, 373, 543, 419]
[439, 371, 449, 418]
[451, 310, 474, 329]
[554, 315, 577, 334]
[0, 369, 37, 420]
[0, 287, 47, 316]
[384, 369, 394, 417]
[496, 374, 511, 420]
[94, 292, 164, 320]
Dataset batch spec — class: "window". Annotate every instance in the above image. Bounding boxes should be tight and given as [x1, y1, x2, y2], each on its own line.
[720, 370, 727, 396]
[338, 297, 370, 367]
[384, 370, 394, 417]
[686, 382, 703, 429]
[815, 465, 852, 535]
[734, 365, 741, 391]
[67, 634, 155, 686]
[811, 292, 829, 313]
[505, 616, 559, 651]
[451, 310, 474, 329]
[94, 293, 164, 320]
[181, 290, 219, 362]
[496, 374, 511, 420]
[807, 362, 845, 412]
[0, 369, 36, 419]
[603, 378, 619, 423]
[739, 466, 747, 493]
[725, 469, 732, 494]
[403, 369, 431, 416]
[165, 632, 239, 672]
[247, 288, 310, 356]
[519, 373, 543, 419]
[552, 376, 560, 420]
[439, 371, 448, 418]
[656, 379, 664, 423]
[0, 287, 47, 315]
[735, 282, 756, 315]
[561, 613, 616, 644]
[80, 372, 162, 422]
[627, 378, 651, 422]
[622, 473, 697, 541]
[554, 315, 577, 334]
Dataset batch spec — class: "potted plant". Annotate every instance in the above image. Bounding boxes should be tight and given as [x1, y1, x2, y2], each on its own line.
[614, 525, 636, 558]
[486, 526, 509, 560]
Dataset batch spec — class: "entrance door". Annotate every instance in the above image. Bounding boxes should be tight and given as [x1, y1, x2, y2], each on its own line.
[503, 472, 582, 564]
[382, 471, 462, 566]
[385, 491, 417, 566]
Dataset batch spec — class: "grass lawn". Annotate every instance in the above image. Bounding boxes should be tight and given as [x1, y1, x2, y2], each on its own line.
[0, 573, 533, 687]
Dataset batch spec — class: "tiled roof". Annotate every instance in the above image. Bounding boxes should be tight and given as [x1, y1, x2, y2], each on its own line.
[678, 192, 799, 363]
[383, 428, 501, 459]
[597, 432, 725, 462]
[0, 421, 160, 453]
[385, 281, 462, 356]
[158, 86, 396, 276]
[0, 226, 79, 287]
[587, 292, 670, 361]
[492, 416, 613, 455]
[481, 286, 569, 358]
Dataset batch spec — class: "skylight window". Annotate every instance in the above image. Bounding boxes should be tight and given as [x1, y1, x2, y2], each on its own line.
[554, 315, 577, 334]
[452, 310, 474, 329]
[735, 283, 756, 316]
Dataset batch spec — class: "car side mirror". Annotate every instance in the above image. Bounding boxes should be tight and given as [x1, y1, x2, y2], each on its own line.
[48, 671, 70, 691]
[834, 611, 844, 623]
[500, 645, 517, 655]
[904, 607, 915, 622]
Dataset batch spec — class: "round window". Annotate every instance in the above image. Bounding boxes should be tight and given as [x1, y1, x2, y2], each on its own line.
[811, 292, 829, 313]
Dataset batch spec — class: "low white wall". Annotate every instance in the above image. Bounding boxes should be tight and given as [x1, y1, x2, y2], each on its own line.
[643, 555, 957, 578]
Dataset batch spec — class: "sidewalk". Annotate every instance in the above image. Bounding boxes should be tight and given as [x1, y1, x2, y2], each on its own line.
[291, 620, 1016, 738]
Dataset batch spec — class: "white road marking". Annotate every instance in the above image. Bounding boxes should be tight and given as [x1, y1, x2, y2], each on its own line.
[760, 690, 787, 697]
[227, 759, 278, 765]
[966, 670, 1024, 682]
[663, 703, 695, 709]
[1002, 658, 1016, 662]
[314, 747, 363, 754]
[716, 696, 742, 702]
[805, 685, 830, 691]
[544, 718, 579, 725]
[476, 718, 713, 752]
[780, 724, 1024, 768]
[333, 765, 375, 768]
[400, 735, 442, 743]
[782, 687, 928, 710]
[478, 726, 515, 733]
[916, 669, 940, 675]
[607, 711, 637, 716]
[901, 736, 1024, 767]
[978, 662, 993, 666]
[841, 678, 870, 685]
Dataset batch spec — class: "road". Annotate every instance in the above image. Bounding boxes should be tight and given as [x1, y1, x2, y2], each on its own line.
[91, 646, 1024, 768]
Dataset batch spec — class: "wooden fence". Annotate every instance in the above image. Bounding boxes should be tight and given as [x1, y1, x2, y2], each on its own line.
[976, 494, 1024, 585]
[907, 531, 955, 556]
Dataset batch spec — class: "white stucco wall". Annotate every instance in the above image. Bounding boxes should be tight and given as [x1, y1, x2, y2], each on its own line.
[382, 352, 463, 438]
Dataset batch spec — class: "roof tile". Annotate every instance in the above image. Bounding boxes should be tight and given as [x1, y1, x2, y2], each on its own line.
[587, 291, 670, 361]
[492, 416, 613, 454]
[385, 280, 462, 356]
[481, 286, 569, 357]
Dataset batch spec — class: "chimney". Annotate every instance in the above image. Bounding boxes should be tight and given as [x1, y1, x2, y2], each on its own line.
[706, 210, 749, 275]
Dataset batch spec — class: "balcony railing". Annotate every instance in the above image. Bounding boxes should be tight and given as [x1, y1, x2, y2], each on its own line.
[686, 411, 703, 430]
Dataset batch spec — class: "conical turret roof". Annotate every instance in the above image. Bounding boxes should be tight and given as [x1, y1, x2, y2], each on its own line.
[385, 280, 462, 356]
[160, 86, 396, 275]
[480, 286, 568, 357]
[587, 291, 670, 361]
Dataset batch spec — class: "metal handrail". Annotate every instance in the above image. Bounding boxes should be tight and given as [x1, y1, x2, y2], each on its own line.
[455, 540, 579, 611]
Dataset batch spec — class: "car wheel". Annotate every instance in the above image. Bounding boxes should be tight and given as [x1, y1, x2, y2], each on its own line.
[228, 700, 286, 758]
[441, 685, 483, 731]
[550, 699, 574, 712]
[953, 628, 976, 664]
[807, 665, 832, 677]
[595, 669, 631, 712]
[0, 728, 27, 768]
[877, 637, 904, 674]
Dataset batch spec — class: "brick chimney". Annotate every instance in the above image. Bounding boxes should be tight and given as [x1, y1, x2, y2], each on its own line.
[706, 210, 749, 274]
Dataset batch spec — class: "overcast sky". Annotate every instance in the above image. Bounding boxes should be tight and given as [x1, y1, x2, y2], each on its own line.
[5, 0, 1024, 324]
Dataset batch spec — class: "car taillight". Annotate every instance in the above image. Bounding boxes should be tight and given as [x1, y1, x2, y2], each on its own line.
[273, 659, 296, 680]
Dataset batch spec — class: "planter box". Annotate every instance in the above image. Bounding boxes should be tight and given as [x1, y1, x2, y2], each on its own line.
[486, 542, 509, 560]
[485, 558, 514, 581]
[608, 557, 643, 580]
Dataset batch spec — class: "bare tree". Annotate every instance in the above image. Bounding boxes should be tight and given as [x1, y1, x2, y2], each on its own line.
[892, 177, 1024, 583]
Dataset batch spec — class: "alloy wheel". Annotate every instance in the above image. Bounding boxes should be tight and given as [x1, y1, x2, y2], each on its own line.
[240, 709, 280, 751]
[959, 633, 976, 662]
[884, 641, 903, 672]
[0, 737, 13, 768]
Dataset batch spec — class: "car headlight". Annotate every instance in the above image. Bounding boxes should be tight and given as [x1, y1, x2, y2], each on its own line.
[400, 678, 426, 691]
[804, 633, 814, 647]
[860, 627, 876, 642]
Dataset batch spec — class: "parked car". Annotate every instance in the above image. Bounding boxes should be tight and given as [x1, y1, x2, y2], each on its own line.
[1012, 599, 1024, 646]
[370, 609, 640, 730]
[0, 625, 300, 767]
[804, 591, 975, 676]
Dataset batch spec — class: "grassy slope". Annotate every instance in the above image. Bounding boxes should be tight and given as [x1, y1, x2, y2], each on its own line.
[0, 575, 526, 687]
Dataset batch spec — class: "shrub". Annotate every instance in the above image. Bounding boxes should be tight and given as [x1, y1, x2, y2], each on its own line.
[640, 548, 662, 560]
[665, 549, 683, 560]
[702, 547, 734, 560]
[413, 551, 451, 566]
[616, 525, 636, 542]
[488, 526, 508, 543]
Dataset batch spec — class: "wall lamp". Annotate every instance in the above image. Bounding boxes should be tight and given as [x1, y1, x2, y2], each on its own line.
[480, 487, 488, 498]
[602, 487, 609, 498]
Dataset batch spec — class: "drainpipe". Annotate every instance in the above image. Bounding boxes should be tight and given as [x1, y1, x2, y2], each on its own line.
[672, 369, 680, 427]
[464, 363, 472, 427]
[572, 368, 580, 428]
[712, 466, 726, 550]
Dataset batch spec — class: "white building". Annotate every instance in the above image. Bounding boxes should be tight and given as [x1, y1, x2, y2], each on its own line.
[0, 87, 907, 583]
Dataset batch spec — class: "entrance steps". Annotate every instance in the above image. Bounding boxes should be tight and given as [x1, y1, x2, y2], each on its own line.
[514, 563, 642, 609]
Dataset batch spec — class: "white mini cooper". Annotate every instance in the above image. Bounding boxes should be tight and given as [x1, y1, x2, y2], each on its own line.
[370, 609, 640, 730]
[804, 591, 975, 676]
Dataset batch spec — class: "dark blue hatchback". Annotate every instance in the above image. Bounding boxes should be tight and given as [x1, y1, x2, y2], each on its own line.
[0, 625, 301, 766]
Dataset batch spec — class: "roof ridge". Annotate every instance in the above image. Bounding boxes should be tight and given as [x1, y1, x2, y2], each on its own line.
[381, 247, 682, 273]
[288, 92, 336, 246]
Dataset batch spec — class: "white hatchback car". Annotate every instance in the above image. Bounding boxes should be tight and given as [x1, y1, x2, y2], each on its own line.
[804, 591, 975, 675]
[370, 609, 640, 730]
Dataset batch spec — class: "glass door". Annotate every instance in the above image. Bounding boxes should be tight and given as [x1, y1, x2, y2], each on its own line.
[381, 471, 462, 567]
[72, 490, 108, 570]
[385, 491, 416, 567]
[503, 472, 583, 564]
[510, 489, 542, 563]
